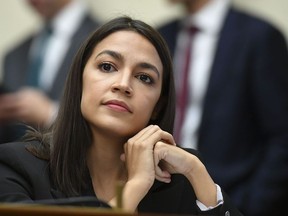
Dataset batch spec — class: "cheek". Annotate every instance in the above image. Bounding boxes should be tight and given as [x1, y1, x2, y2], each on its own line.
[80, 88, 93, 121]
[138, 93, 161, 122]
[80, 79, 101, 120]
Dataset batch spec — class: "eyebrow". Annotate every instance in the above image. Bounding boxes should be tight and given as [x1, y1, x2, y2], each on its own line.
[96, 50, 123, 61]
[138, 62, 160, 78]
[95, 50, 160, 78]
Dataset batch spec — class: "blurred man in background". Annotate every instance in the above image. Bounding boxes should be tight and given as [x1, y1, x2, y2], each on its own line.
[158, 0, 288, 215]
[0, 0, 100, 143]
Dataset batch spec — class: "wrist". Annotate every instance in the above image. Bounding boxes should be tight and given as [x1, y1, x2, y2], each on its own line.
[185, 157, 217, 207]
[122, 180, 150, 212]
[182, 153, 203, 178]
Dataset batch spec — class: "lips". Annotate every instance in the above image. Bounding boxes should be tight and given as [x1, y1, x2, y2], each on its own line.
[104, 99, 132, 113]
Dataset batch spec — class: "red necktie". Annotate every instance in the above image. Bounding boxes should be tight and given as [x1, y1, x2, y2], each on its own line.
[174, 27, 198, 144]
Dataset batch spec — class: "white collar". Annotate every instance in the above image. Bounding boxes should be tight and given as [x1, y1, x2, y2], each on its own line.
[50, 0, 88, 37]
[183, 0, 231, 35]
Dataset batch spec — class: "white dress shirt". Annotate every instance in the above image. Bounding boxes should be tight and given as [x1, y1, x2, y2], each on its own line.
[174, 0, 231, 149]
[27, 0, 89, 125]
[32, 0, 89, 91]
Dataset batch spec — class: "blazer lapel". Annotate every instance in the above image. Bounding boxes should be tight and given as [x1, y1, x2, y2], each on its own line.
[48, 15, 99, 100]
[199, 8, 243, 140]
[158, 20, 181, 56]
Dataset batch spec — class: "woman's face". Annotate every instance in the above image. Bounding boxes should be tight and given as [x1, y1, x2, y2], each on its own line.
[81, 30, 163, 139]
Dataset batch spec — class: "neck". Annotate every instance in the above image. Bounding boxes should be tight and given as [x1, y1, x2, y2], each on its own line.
[86, 135, 127, 202]
[185, 0, 209, 14]
[87, 136, 126, 176]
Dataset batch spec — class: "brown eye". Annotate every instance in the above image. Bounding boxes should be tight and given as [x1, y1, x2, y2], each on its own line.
[136, 73, 154, 84]
[99, 63, 116, 72]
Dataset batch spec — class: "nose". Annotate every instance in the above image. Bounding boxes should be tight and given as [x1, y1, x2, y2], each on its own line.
[111, 73, 133, 96]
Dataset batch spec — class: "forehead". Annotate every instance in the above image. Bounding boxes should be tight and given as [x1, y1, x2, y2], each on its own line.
[97, 30, 152, 48]
[91, 30, 163, 73]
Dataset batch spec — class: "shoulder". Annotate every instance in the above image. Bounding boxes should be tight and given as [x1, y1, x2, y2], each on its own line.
[0, 141, 49, 177]
[76, 13, 100, 36]
[4, 36, 33, 59]
[0, 141, 53, 202]
[228, 7, 285, 38]
[68, 14, 99, 53]
[0, 141, 41, 160]
[157, 19, 180, 34]
[82, 13, 100, 27]
[0, 141, 31, 159]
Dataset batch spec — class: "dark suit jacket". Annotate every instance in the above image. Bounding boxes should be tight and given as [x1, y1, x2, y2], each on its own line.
[158, 7, 288, 216]
[0, 14, 99, 143]
[0, 142, 242, 216]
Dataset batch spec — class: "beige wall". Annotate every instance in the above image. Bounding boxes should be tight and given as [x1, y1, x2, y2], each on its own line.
[1, 0, 288, 78]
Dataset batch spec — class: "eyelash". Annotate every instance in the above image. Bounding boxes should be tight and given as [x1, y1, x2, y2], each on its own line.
[97, 62, 155, 85]
[98, 62, 116, 72]
[136, 73, 154, 85]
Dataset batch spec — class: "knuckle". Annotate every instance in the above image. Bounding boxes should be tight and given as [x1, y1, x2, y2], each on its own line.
[152, 125, 160, 131]
[127, 138, 147, 149]
[126, 138, 134, 146]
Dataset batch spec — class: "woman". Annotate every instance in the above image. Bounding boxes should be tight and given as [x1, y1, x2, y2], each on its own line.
[0, 16, 242, 215]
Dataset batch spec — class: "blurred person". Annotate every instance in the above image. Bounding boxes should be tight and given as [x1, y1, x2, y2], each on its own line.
[0, 0, 100, 143]
[0, 16, 243, 215]
[157, 0, 288, 215]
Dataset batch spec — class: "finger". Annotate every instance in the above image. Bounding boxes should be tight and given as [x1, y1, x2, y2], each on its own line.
[136, 125, 175, 149]
[126, 125, 162, 152]
[128, 125, 155, 143]
[147, 125, 175, 146]
[129, 125, 159, 146]
[160, 131, 176, 146]
[153, 142, 171, 183]
[155, 165, 171, 178]
[155, 170, 171, 183]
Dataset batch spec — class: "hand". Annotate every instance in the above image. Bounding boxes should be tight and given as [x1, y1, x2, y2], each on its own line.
[153, 142, 198, 178]
[121, 125, 175, 211]
[0, 87, 57, 126]
[153, 141, 218, 207]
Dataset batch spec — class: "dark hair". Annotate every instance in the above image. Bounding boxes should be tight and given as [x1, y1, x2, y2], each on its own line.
[29, 16, 175, 196]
